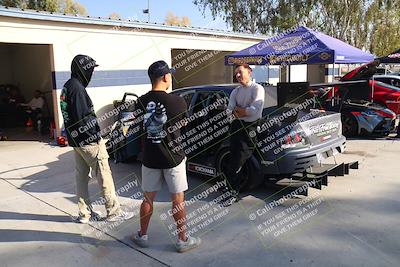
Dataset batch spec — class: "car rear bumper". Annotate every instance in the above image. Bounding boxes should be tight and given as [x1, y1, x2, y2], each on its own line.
[261, 136, 346, 175]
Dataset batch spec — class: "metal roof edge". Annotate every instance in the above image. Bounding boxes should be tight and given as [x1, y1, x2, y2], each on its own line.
[0, 6, 267, 40]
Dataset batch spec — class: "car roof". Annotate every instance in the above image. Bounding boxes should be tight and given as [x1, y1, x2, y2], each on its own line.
[373, 75, 400, 79]
[173, 84, 238, 94]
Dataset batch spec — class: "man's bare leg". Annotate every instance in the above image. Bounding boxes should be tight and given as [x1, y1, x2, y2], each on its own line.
[139, 191, 157, 236]
[171, 192, 187, 241]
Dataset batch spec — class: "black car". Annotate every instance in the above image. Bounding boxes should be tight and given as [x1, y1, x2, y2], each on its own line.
[171, 83, 346, 191]
[108, 83, 347, 192]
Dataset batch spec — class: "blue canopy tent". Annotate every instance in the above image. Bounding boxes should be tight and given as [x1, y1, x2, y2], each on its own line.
[225, 26, 374, 66]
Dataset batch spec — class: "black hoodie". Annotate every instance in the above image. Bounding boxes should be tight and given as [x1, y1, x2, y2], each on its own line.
[60, 55, 101, 147]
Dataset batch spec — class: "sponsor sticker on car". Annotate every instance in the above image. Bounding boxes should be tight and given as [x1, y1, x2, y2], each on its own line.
[187, 163, 217, 177]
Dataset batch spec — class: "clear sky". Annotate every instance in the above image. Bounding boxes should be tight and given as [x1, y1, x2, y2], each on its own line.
[78, 0, 229, 30]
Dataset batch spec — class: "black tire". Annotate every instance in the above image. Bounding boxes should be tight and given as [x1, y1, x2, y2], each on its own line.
[216, 148, 263, 192]
[342, 113, 358, 137]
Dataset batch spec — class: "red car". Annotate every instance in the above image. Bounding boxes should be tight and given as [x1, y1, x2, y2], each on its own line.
[340, 60, 400, 115]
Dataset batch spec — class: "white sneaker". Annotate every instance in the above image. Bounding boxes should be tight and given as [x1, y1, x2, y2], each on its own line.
[176, 236, 201, 253]
[106, 210, 134, 222]
[130, 231, 149, 248]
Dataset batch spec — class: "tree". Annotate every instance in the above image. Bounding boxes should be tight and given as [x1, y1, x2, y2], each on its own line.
[0, 0, 22, 7]
[109, 12, 121, 20]
[181, 16, 191, 26]
[1, 0, 87, 15]
[366, 0, 400, 56]
[165, 11, 191, 26]
[59, 0, 87, 15]
[26, 0, 58, 12]
[193, 0, 400, 55]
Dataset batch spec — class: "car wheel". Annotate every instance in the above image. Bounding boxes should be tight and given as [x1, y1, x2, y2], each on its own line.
[216, 148, 262, 192]
[342, 113, 358, 137]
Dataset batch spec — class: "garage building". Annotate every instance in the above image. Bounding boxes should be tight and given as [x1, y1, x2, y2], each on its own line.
[0, 7, 337, 137]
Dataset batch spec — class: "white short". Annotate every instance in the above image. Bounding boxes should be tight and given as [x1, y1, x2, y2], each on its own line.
[141, 158, 188, 193]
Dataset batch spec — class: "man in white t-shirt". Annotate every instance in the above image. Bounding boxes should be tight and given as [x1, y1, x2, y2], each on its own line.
[26, 90, 45, 111]
[20, 90, 45, 125]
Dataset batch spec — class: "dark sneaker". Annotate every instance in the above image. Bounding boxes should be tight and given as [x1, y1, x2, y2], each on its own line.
[130, 231, 149, 248]
[75, 215, 90, 224]
[106, 210, 134, 222]
[176, 236, 201, 253]
[90, 211, 102, 222]
[75, 211, 102, 224]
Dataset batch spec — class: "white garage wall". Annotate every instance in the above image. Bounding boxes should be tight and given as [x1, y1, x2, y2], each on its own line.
[0, 14, 263, 134]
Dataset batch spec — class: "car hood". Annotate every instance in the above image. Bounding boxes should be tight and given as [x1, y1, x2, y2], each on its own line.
[341, 60, 381, 81]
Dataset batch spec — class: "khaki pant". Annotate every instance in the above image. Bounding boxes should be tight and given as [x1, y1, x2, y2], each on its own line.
[73, 139, 121, 218]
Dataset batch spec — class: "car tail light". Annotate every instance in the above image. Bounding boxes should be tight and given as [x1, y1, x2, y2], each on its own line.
[281, 131, 308, 149]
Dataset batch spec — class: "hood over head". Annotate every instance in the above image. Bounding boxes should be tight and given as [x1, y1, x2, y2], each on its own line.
[71, 55, 99, 87]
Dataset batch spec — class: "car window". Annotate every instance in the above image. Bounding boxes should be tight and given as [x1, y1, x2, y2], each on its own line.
[374, 77, 400, 88]
[191, 91, 229, 114]
[192, 92, 209, 113]
[178, 91, 195, 109]
[205, 91, 228, 107]
[375, 81, 400, 91]
[374, 77, 386, 83]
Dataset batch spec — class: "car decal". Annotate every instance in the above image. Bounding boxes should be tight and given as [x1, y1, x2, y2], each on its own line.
[187, 162, 217, 177]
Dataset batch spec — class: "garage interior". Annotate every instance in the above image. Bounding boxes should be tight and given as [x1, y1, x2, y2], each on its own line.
[0, 43, 54, 139]
[171, 49, 235, 89]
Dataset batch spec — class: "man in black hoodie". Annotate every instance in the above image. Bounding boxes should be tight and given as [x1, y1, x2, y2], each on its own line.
[60, 55, 134, 223]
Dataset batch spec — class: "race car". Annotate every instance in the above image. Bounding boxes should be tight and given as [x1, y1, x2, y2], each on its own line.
[340, 60, 400, 115]
[331, 99, 395, 137]
[314, 80, 396, 137]
[172, 83, 347, 191]
[108, 83, 349, 192]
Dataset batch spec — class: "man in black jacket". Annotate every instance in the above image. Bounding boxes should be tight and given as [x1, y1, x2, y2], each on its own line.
[60, 55, 134, 223]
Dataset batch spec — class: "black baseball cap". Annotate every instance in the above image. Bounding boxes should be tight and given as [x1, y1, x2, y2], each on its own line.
[148, 60, 175, 80]
[72, 55, 99, 70]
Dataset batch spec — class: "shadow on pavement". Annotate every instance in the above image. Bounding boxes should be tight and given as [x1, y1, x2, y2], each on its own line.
[0, 211, 75, 223]
[0, 229, 119, 248]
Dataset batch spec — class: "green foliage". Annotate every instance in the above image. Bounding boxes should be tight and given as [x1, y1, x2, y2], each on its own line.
[59, 0, 87, 15]
[0, 0, 22, 7]
[27, 0, 57, 12]
[1, 0, 87, 15]
[193, 0, 400, 55]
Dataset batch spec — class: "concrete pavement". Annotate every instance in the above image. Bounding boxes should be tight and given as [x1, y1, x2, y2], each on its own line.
[0, 132, 399, 266]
